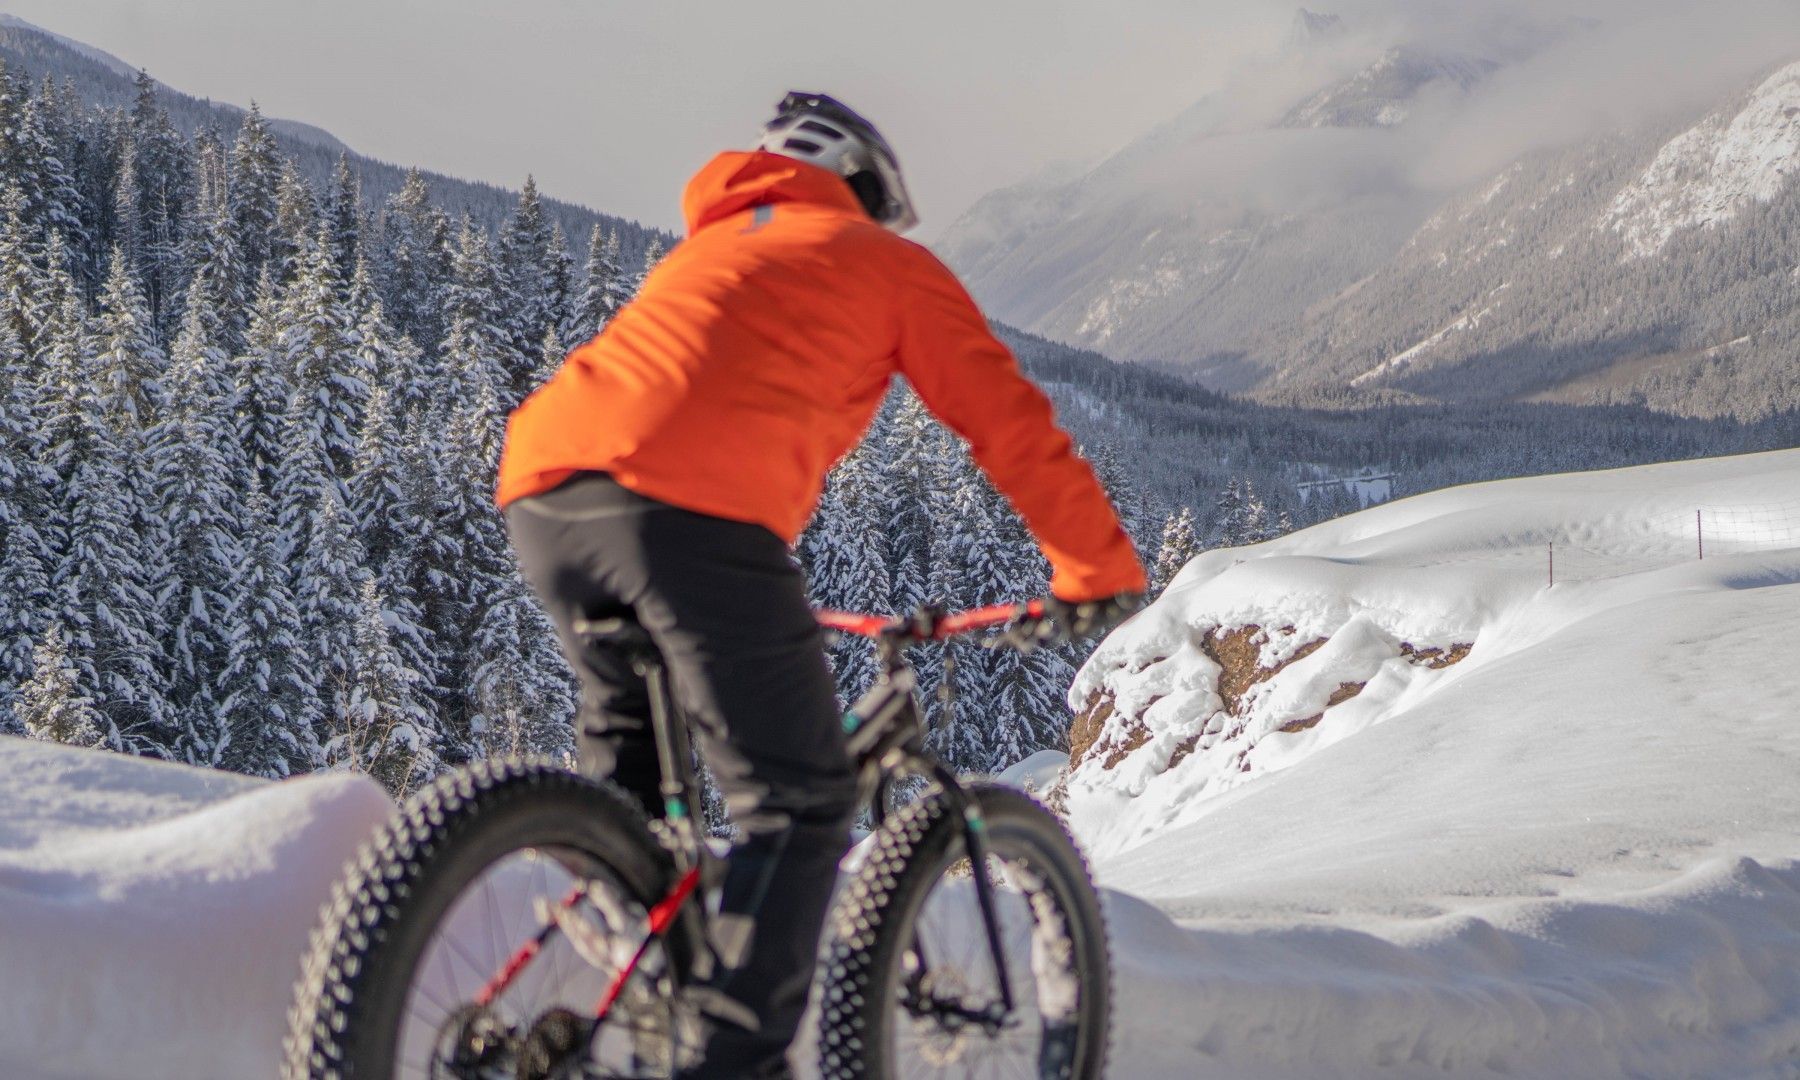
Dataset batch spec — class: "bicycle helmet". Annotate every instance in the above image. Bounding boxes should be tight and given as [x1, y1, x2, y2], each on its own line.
[758, 91, 919, 233]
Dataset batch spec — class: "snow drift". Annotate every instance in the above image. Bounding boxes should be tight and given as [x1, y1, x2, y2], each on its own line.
[0, 740, 391, 1079]
[1073, 447, 1800, 1077]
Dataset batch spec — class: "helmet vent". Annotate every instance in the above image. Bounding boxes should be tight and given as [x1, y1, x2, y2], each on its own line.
[797, 120, 844, 139]
[782, 138, 824, 155]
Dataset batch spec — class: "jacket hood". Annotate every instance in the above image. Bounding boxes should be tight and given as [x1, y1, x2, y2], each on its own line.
[682, 150, 865, 234]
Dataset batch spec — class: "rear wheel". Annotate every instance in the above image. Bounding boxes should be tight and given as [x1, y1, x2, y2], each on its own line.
[818, 783, 1111, 1079]
[283, 759, 703, 1079]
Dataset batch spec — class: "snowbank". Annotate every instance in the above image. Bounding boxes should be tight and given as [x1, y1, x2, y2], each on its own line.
[1075, 448, 1800, 1077]
[0, 738, 392, 1079]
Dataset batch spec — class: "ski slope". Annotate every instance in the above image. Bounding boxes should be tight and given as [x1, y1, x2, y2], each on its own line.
[2, 449, 1798, 1077]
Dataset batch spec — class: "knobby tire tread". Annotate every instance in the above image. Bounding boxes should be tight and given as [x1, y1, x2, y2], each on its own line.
[816, 783, 1112, 1080]
[281, 758, 675, 1080]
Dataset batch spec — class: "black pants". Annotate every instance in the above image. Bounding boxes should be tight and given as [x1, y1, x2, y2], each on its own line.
[506, 473, 856, 1079]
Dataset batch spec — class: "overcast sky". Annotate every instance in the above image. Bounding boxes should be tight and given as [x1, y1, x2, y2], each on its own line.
[0, 0, 1290, 238]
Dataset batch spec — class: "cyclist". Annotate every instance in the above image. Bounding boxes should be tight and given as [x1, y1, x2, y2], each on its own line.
[497, 91, 1146, 1079]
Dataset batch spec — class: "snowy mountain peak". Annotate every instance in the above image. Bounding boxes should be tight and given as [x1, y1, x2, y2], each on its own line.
[1285, 8, 1345, 51]
[1603, 58, 1800, 258]
[1280, 46, 1497, 129]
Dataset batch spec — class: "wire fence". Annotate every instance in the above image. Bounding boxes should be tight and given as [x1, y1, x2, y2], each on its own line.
[1544, 499, 1800, 586]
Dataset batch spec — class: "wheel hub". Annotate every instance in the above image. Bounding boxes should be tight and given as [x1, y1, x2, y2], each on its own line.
[431, 1004, 516, 1079]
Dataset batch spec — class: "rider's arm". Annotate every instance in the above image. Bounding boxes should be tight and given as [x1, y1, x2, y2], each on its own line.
[892, 246, 1147, 602]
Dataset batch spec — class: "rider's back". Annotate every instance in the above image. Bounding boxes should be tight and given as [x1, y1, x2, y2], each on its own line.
[499, 148, 1144, 600]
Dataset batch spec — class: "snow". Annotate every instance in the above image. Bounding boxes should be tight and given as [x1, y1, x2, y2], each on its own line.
[6, 449, 1800, 1077]
[1604, 60, 1800, 258]
[0, 739, 392, 1079]
[1072, 447, 1800, 1077]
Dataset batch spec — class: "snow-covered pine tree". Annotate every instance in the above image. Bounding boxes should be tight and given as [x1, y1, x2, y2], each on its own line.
[466, 576, 575, 761]
[444, 215, 518, 406]
[0, 312, 53, 732]
[44, 292, 173, 756]
[330, 577, 438, 795]
[277, 227, 369, 483]
[496, 176, 558, 404]
[229, 103, 282, 286]
[567, 222, 624, 346]
[377, 168, 452, 360]
[1212, 477, 1247, 546]
[544, 222, 574, 354]
[184, 133, 247, 353]
[211, 484, 322, 777]
[800, 437, 895, 703]
[150, 273, 245, 756]
[17, 623, 104, 747]
[348, 382, 442, 718]
[25, 76, 86, 265]
[231, 270, 293, 496]
[0, 184, 47, 359]
[1151, 506, 1203, 594]
[271, 159, 320, 285]
[291, 480, 377, 745]
[91, 246, 165, 439]
[630, 236, 666, 297]
[326, 153, 361, 285]
[125, 70, 191, 330]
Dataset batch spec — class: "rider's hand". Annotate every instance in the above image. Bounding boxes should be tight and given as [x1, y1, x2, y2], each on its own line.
[1042, 592, 1145, 641]
[1053, 592, 1146, 638]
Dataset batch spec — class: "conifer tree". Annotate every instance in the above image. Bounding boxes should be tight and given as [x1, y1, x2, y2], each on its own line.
[326, 153, 361, 283]
[272, 160, 319, 283]
[126, 70, 191, 327]
[232, 270, 293, 495]
[567, 223, 624, 345]
[497, 177, 558, 400]
[229, 103, 282, 285]
[91, 246, 165, 439]
[47, 311, 173, 756]
[1151, 506, 1203, 594]
[278, 228, 369, 481]
[150, 274, 243, 747]
[378, 168, 452, 355]
[17, 623, 104, 747]
[328, 578, 438, 794]
[211, 485, 322, 776]
[185, 134, 248, 352]
[631, 236, 666, 297]
[0, 313, 53, 731]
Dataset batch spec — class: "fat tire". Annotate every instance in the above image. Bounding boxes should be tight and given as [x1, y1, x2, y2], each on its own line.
[282, 758, 681, 1080]
[817, 783, 1111, 1079]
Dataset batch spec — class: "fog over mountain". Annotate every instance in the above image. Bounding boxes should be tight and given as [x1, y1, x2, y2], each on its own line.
[939, 0, 1800, 419]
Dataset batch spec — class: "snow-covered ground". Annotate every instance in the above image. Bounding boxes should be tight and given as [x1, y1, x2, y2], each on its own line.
[5, 448, 1799, 1077]
[0, 740, 391, 1079]
[1074, 447, 1800, 1077]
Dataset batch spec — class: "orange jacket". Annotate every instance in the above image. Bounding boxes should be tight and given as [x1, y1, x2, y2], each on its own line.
[497, 151, 1145, 601]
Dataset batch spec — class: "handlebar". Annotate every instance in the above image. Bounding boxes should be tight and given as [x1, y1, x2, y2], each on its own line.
[816, 600, 1050, 643]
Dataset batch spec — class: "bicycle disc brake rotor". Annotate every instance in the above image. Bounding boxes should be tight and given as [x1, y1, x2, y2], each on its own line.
[397, 847, 679, 1080]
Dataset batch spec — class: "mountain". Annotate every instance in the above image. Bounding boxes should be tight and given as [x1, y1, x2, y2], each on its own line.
[0, 16, 670, 264]
[939, 11, 1800, 420]
[1261, 59, 1800, 419]
[934, 12, 1510, 390]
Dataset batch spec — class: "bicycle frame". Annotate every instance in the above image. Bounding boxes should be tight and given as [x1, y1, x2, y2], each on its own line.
[467, 600, 1052, 1059]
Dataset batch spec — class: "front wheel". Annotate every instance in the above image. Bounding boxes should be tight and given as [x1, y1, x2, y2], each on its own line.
[818, 783, 1111, 1079]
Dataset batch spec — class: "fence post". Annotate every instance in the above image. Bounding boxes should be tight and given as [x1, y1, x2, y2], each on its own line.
[1548, 540, 1555, 587]
[1697, 510, 1704, 561]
